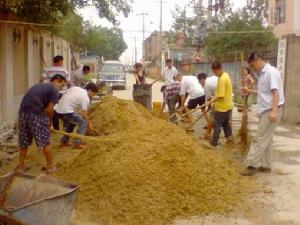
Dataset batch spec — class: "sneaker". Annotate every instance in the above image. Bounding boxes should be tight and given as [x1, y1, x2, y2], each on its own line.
[73, 144, 85, 149]
[258, 167, 272, 173]
[41, 166, 58, 174]
[14, 164, 31, 173]
[201, 142, 218, 150]
[240, 166, 257, 176]
[60, 141, 72, 147]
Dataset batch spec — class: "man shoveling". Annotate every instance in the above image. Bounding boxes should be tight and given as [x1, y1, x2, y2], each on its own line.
[54, 83, 99, 149]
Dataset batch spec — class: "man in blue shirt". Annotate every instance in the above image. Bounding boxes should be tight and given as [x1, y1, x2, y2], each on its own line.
[15, 74, 66, 173]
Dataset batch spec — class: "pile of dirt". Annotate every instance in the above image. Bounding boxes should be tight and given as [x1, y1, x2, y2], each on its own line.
[58, 97, 249, 225]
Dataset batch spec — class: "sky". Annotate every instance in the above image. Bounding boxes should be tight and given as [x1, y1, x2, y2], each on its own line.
[79, 0, 247, 64]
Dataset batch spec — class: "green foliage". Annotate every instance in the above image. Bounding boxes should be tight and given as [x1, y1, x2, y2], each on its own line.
[54, 12, 85, 51]
[243, 0, 268, 22]
[82, 25, 127, 60]
[75, 0, 132, 25]
[0, 0, 69, 23]
[0, 0, 132, 25]
[171, 5, 195, 47]
[204, 12, 277, 57]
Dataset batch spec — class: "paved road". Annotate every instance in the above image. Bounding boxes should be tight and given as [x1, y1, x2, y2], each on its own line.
[113, 73, 164, 102]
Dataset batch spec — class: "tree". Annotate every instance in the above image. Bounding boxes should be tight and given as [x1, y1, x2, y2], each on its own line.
[0, 0, 69, 24]
[0, 0, 132, 25]
[54, 12, 86, 51]
[75, 0, 132, 25]
[83, 25, 127, 60]
[204, 12, 277, 57]
[243, 0, 268, 23]
[171, 5, 196, 47]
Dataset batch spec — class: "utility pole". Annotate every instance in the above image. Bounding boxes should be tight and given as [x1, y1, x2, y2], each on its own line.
[183, 5, 187, 39]
[132, 47, 134, 65]
[207, 0, 213, 31]
[134, 37, 137, 63]
[132, 37, 137, 63]
[195, 0, 203, 28]
[158, 0, 163, 67]
[136, 13, 148, 62]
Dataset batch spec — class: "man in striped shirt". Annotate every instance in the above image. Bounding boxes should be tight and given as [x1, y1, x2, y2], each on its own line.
[40, 55, 69, 84]
[40, 55, 70, 130]
[164, 74, 182, 124]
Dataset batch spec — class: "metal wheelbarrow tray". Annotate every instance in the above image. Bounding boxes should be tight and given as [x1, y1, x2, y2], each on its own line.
[0, 172, 78, 225]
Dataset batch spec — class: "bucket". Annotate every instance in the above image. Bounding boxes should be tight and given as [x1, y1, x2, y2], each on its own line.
[0, 172, 78, 225]
[132, 84, 152, 111]
[152, 102, 162, 112]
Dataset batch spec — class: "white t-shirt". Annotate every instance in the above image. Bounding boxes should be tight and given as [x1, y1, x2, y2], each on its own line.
[204, 75, 218, 100]
[257, 63, 285, 115]
[54, 86, 90, 114]
[162, 66, 178, 85]
[180, 75, 205, 100]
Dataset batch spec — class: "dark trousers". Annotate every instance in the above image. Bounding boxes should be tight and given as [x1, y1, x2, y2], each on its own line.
[167, 94, 180, 124]
[52, 93, 63, 130]
[210, 110, 232, 146]
[53, 111, 60, 130]
[54, 111, 87, 145]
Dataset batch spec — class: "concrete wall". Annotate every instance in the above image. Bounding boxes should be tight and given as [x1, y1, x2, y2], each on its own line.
[293, 0, 300, 36]
[0, 22, 71, 125]
[282, 35, 300, 123]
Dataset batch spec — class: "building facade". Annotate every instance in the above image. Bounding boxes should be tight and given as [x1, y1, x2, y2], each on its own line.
[144, 31, 170, 64]
[0, 22, 71, 125]
[268, 0, 300, 37]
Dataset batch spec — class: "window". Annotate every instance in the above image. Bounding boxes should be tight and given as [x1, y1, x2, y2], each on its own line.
[275, 0, 286, 24]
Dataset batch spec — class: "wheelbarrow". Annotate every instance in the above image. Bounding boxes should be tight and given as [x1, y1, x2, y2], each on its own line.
[0, 172, 78, 225]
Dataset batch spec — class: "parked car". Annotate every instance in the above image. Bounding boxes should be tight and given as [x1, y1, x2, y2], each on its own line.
[97, 61, 126, 90]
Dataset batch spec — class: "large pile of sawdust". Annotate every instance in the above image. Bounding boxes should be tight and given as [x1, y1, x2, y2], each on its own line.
[58, 97, 248, 225]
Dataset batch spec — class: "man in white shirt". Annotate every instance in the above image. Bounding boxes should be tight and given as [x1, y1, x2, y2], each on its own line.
[241, 52, 285, 176]
[179, 74, 205, 131]
[202, 74, 218, 139]
[160, 59, 178, 113]
[161, 59, 178, 85]
[54, 83, 99, 149]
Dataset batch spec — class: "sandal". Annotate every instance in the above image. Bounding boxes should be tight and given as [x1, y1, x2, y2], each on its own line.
[41, 166, 58, 174]
[59, 142, 72, 147]
[199, 134, 211, 140]
[14, 164, 31, 173]
[186, 128, 195, 132]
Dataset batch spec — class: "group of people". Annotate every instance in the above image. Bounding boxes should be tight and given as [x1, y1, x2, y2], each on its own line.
[160, 52, 285, 176]
[15, 55, 99, 173]
[15, 51, 284, 177]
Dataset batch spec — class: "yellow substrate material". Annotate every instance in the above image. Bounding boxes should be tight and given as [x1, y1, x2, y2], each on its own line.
[58, 96, 249, 225]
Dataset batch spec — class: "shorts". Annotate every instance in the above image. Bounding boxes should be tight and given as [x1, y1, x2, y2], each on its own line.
[187, 95, 205, 110]
[18, 112, 50, 148]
